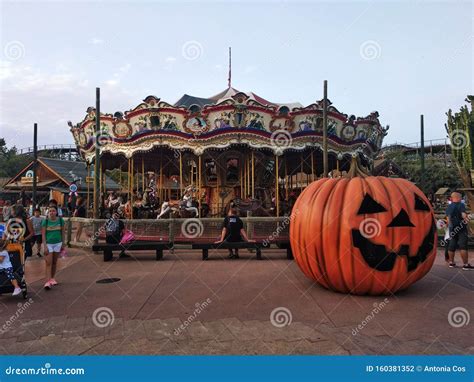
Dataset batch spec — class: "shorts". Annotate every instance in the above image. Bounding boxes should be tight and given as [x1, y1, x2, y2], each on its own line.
[0, 266, 15, 280]
[46, 242, 62, 253]
[31, 235, 42, 245]
[448, 229, 468, 251]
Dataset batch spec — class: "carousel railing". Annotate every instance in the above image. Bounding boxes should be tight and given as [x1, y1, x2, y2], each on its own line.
[64, 217, 291, 248]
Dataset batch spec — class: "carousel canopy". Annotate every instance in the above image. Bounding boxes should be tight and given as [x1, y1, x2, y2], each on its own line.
[70, 86, 389, 163]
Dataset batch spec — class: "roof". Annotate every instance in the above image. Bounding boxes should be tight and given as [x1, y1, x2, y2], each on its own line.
[39, 157, 120, 190]
[435, 187, 450, 195]
[173, 86, 301, 109]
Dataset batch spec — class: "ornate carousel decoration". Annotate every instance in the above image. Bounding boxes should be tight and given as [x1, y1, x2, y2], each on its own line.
[69, 85, 389, 218]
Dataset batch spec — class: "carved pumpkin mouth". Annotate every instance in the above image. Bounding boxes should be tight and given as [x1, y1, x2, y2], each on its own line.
[351, 220, 435, 272]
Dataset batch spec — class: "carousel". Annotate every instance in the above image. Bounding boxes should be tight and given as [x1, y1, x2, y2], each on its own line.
[69, 85, 388, 218]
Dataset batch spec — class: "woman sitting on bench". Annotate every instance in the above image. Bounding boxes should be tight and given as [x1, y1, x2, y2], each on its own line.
[215, 202, 252, 259]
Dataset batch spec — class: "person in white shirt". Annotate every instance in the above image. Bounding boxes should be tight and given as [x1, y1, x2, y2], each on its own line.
[0, 239, 21, 296]
[157, 198, 171, 219]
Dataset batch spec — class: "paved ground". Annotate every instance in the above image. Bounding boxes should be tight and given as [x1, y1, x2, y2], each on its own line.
[0, 247, 472, 355]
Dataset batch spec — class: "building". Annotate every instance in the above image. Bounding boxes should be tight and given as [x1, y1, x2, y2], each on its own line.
[4, 157, 120, 207]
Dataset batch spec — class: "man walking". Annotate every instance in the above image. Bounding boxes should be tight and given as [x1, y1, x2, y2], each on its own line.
[446, 192, 473, 270]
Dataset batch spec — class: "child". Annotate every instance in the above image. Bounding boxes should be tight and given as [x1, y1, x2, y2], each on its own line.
[30, 208, 43, 257]
[0, 239, 22, 296]
[41, 206, 64, 289]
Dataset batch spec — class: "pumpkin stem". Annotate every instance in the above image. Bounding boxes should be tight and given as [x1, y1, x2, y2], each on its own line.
[346, 156, 370, 178]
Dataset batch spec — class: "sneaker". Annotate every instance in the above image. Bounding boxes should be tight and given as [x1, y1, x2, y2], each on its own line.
[449, 262, 456, 268]
[119, 252, 131, 259]
[49, 279, 58, 286]
[12, 288, 21, 296]
[44, 281, 51, 290]
[462, 264, 474, 270]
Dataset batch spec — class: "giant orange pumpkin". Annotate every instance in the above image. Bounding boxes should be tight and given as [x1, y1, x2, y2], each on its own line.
[289, 159, 437, 295]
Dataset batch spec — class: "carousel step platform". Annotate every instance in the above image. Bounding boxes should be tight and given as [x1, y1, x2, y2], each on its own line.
[192, 242, 264, 261]
[92, 241, 172, 262]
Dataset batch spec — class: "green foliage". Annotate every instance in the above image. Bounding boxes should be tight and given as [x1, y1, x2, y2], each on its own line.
[445, 96, 474, 172]
[385, 151, 462, 195]
[0, 139, 31, 178]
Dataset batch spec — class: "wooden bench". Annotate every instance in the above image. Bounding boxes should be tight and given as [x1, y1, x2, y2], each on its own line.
[92, 241, 172, 262]
[274, 241, 294, 260]
[192, 242, 265, 260]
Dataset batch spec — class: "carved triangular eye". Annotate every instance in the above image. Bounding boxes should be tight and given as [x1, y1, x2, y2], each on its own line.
[357, 194, 387, 215]
[415, 194, 430, 211]
[387, 209, 415, 227]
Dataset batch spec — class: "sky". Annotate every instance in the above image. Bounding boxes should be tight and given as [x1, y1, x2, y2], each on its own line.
[0, 0, 472, 150]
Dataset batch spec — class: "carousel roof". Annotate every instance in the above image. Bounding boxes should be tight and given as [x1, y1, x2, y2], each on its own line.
[174, 87, 303, 109]
[70, 85, 389, 163]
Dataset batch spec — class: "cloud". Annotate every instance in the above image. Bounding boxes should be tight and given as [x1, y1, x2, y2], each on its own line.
[0, 60, 136, 148]
[90, 38, 105, 45]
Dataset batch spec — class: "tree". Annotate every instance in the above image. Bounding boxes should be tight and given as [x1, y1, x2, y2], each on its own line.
[384, 151, 462, 197]
[0, 139, 31, 178]
[445, 95, 474, 207]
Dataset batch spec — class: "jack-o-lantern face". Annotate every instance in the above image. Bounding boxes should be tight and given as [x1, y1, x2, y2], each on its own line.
[352, 193, 435, 272]
[290, 175, 437, 295]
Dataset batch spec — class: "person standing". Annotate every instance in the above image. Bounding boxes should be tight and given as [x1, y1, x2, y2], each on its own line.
[41, 206, 65, 289]
[30, 208, 44, 257]
[11, 205, 34, 258]
[74, 197, 86, 242]
[446, 192, 473, 270]
[2, 201, 12, 222]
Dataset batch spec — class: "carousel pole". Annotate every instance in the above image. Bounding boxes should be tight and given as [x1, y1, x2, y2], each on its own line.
[93, 87, 101, 219]
[251, 151, 255, 199]
[179, 151, 183, 198]
[300, 153, 304, 192]
[240, 164, 243, 198]
[311, 149, 315, 181]
[131, 157, 134, 218]
[216, 157, 220, 214]
[285, 157, 288, 200]
[142, 157, 145, 191]
[159, 153, 163, 201]
[243, 157, 247, 198]
[86, 163, 90, 214]
[275, 154, 280, 217]
[198, 155, 202, 207]
[127, 158, 131, 204]
[245, 155, 251, 197]
[323, 80, 329, 177]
